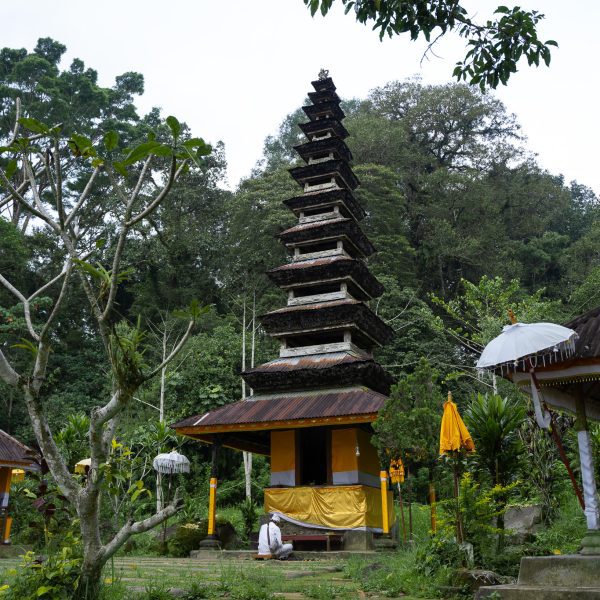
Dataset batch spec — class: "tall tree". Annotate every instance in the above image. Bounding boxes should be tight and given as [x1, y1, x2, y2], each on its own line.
[0, 107, 211, 596]
[305, 1, 557, 89]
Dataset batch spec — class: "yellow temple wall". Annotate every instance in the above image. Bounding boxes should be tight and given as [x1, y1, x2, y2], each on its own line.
[331, 428, 380, 487]
[270, 430, 296, 486]
[265, 484, 395, 531]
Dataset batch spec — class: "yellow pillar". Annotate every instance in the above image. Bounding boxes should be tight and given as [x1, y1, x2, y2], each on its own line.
[207, 477, 217, 536]
[0, 467, 12, 544]
[380, 470, 389, 535]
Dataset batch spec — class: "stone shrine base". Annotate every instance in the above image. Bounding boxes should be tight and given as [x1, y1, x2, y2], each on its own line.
[476, 555, 600, 599]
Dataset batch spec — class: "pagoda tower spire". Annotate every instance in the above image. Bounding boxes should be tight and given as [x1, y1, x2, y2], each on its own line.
[243, 73, 394, 396]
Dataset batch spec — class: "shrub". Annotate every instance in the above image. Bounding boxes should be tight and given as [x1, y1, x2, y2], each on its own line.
[1, 534, 82, 600]
[167, 523, 206, 557]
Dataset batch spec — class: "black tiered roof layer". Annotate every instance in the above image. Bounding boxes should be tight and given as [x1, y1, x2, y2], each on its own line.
[242, 352, 395, 396]
[279, 217, 376, 258]
[260, 299, 394, 347]
[302, 101, 345, 122]
[298, 118, 349, 140]
[283, 188, 366, 221]
[268, 255, 384, 300]
[289, 159, 360, 190]
[294, 136, 352, 164]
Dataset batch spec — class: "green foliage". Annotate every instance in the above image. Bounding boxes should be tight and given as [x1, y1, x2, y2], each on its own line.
[56, 414, 90, 471]
[431, 472, 518, 568]
[305, 1, 557, 90]
[166, 523, 206, 558]
[464, 393, 525, 486]
[239, 498, 258, 541]
[373, 357, 443, 470]
[1, 532, 82, 600]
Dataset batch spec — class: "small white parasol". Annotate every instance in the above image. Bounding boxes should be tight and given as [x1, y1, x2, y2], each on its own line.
[152, 450, 190, 474]
[477, 321, 578, 373]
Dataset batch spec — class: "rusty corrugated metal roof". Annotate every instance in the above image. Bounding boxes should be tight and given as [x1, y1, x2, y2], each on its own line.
[280, 217, 349, 235]
[172, 388, 387, 430]
[565, 306, 600, 359]
[0, 430, 38, 467]
[247, 352, 369, 373]
[266, 298, 359, 315]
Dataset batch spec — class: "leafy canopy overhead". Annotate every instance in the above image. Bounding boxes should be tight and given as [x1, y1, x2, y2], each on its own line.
[304, 1, 557, 90]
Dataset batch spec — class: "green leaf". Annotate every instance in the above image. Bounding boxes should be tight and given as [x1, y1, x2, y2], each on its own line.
[183, 137, 211, 156]
[18, 118, 49, 135]
[545, 40, 558, 47]
[151, 145, 173, 157]
[95, 238, 106, 249]
[73, 258, 104, 280]
[36, 585, 55, 596]
[104, 130, 119, 152]
[68, 134, 96, 158]
[113, 161, 127, 177]
[5, 159, 18, 179]
[122, 141, 162, 166]
[166, 116, 181, 140]
[12, 338, 38, 357]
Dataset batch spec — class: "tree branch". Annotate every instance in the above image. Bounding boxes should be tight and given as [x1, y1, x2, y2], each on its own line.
[145, 319, 194, 381]
[100, 490, 182, 562]
[0, 348, 21, 387]
[64, 166, 101, 228]
[0, 274, 40, 341]
[127, 157, 185, 227]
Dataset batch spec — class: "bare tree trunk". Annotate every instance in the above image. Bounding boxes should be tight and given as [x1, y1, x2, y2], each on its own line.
[241, 296, 253, 499]
[157, 322, 167, 513]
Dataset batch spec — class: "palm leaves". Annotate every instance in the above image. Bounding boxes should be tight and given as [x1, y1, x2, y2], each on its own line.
[465, 392, 525, 485]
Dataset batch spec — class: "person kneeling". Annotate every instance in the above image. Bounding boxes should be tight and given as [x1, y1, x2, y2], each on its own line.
[258, 514, 293, 560]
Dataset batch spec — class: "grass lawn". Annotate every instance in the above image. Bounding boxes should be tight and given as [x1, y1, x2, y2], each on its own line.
[0, 553, 436, 599]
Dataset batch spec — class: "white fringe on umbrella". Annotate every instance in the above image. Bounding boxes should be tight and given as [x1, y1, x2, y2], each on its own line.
[153, 451, 190, 474]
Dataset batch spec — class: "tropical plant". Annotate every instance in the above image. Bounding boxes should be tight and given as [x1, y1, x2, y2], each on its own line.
[464, 393, 525, 486]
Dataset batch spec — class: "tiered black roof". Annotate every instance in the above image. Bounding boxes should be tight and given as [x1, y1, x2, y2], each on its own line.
[243, 74, 393, 395]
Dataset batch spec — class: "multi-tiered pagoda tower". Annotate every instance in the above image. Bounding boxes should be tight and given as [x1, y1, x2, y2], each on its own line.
[174, 74, 395, 544]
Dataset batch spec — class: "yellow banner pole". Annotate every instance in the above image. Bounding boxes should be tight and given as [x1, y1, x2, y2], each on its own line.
[380, 470, 389, 535]
[429, 482, 437, 533]
[207, 477, 217, 536]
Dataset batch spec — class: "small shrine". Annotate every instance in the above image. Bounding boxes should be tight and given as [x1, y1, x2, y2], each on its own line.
[0, 429, 39, 544]
[173, 74, 395, 546]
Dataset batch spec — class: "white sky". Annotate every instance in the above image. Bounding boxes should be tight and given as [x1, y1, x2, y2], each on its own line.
[3, 0, 599, 194]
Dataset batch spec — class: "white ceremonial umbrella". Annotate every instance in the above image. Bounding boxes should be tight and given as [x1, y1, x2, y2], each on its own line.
[476, 316, 585, 510]
[477, 321, 578, 428]
[153, 450, 190, 549]
[152, 451, 190, 474]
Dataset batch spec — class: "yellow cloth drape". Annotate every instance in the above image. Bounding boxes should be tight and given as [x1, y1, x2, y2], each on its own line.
[389, 458, 405, 484]
[264, 485, 395, 531]
[439, 396, 475, 455]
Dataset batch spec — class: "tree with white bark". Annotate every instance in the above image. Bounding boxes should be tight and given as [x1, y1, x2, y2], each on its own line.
[0, 104, 210, 597]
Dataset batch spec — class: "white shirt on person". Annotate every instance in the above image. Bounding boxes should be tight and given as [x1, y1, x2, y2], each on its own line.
[258, 521, 282, 555]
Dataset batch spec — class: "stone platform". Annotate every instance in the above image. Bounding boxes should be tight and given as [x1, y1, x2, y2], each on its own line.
[477, 555, 600, 599]
[190, 549, 378, 561]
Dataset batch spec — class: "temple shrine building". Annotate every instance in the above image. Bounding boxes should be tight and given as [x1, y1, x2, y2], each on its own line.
[173, 74, 396, 547]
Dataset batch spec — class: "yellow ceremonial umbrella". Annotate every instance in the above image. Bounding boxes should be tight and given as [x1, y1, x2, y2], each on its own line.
[11, 469, 25, 482]
[389, 458, 407, 542]
[440, 392, 475, 455]
[74, 458, 91, 474]
[389, 458, 405, 484]
[439, 391, 475, 543]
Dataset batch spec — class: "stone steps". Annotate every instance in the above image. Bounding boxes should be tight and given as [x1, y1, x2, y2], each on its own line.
[477, 585, 600, 599]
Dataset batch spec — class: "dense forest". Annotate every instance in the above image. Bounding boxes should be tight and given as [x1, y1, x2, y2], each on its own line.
[0, 38, 599, 506]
